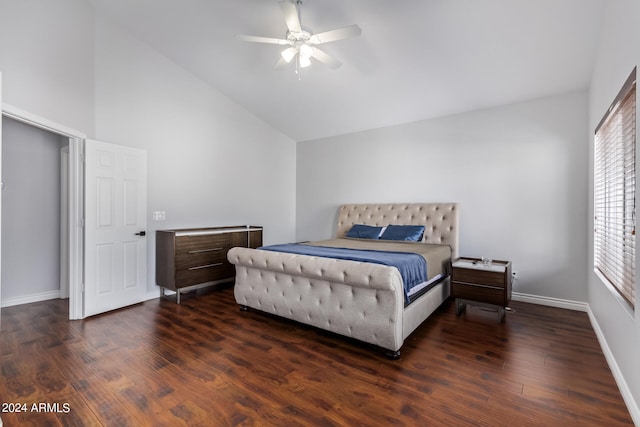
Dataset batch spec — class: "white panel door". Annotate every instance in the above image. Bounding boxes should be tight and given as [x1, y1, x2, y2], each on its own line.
[84, 139, 147, 317]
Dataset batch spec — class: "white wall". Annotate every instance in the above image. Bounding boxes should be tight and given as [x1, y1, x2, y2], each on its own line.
[297, 91, 588, 303]
[588, 0, 640, 422]
[0, 0, 94, 134]
[93, 17, 297, 296]
[1, 117, 66, 301]
[0, 4, 297, 301]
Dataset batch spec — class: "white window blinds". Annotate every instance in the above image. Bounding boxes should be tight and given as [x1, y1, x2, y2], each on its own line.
[594, 67, 636, 307]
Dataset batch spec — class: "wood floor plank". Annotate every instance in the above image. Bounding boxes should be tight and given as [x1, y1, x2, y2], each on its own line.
[0, 286, 633, 426]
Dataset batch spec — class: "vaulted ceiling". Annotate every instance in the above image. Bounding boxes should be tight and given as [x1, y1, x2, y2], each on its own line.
[89, 0, 605, 142]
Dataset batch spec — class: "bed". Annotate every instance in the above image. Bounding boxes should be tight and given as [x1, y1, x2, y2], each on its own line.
[227, 203, 458, 358]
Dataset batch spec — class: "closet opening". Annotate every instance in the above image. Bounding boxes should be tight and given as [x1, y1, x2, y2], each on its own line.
[0, 105, 84, 319]
[1, 117, 69, 305]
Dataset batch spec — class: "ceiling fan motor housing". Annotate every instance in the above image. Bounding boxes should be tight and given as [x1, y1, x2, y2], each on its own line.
[287, 30, 312, 44]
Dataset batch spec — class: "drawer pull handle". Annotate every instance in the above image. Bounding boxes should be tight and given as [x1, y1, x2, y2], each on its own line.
[188, 248, 223, 254]
[454, 281, 503, 290]
[188, 263, 223, 271]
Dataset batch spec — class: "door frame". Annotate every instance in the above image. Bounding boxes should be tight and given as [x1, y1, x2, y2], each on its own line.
[1, 103, 86, 319]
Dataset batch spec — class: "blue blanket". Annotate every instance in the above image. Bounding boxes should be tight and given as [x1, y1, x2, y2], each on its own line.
[259, 243, 427, 304]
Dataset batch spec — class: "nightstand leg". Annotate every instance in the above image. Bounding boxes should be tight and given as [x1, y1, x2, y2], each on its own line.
[498, 306, 505, 323]
[455, 298, 466, 316]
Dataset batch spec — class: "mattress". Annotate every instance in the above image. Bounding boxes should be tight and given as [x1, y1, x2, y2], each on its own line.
[299, 237, 451, 305]
[306, 237, 451, 280]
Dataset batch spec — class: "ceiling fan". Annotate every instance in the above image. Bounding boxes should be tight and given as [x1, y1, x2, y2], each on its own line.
[236, 0, 361, 73]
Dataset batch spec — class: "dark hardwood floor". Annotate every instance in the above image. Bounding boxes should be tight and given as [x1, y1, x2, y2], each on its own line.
[0, 285, 633, 426]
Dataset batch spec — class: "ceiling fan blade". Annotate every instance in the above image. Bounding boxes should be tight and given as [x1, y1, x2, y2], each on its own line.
[279, 0, 302, 33]
[236, 34, 290, 45]
[310, 25, 362, 44]
[311, 48, 342, 69]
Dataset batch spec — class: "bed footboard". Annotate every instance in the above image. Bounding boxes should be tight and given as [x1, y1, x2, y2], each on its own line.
[228, 247, 406, 352]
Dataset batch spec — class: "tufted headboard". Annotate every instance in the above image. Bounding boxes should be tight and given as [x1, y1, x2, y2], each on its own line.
[336, 203, 459, 258]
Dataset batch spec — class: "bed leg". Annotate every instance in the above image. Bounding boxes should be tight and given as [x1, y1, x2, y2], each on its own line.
[385, 350, 401, 360]
[239, 305, 249, 311]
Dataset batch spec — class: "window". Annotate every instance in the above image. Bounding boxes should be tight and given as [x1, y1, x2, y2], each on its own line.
[594, 67, 636, 308]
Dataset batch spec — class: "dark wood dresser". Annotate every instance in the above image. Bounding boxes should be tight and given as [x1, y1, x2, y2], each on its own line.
[156, 226, 262, 303]
[451, 257, 512, 322]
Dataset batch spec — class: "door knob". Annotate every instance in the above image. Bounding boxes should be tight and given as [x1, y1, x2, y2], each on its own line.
[135, 231, 146, 236]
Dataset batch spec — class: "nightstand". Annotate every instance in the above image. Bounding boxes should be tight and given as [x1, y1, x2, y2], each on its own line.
[451, 257, 512, 322]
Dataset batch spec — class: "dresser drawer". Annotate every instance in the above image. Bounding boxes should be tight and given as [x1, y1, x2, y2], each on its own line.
[175, 248, 227, 269]
[176, 262, 235, 288]
[452, 282, 505, 306]
[452, 268, 505, 288]
[176, 233, 229, 252]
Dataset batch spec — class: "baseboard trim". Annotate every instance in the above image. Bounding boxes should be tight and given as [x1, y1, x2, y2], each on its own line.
[4, 289, 162, 308]
[587, 306, 640, 426]
[0, 290, 61, 308]
[511, 292, 588, 312]
[146, 290, 162, 301]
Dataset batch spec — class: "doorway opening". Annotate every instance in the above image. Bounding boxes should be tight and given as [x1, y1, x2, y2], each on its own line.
[1, 104, 84, 319]
[1, 117, 68, 305]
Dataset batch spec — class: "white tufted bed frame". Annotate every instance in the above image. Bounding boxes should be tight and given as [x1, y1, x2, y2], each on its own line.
[227, 203, 458, 358]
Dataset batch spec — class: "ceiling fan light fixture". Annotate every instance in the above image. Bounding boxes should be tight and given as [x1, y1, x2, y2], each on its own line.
[299, 43, 314, 58]
[299, 54, 311, 68]
[281, 46, 298, 63]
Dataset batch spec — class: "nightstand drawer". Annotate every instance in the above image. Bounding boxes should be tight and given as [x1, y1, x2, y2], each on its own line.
[452, 268, 505, 288]
[452, 282, 505, 306]
[452, 257, 512, 322]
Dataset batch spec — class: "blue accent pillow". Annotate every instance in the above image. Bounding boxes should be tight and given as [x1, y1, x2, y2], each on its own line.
[380, 225, 425, 242]
[346, 224, 383, 239]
